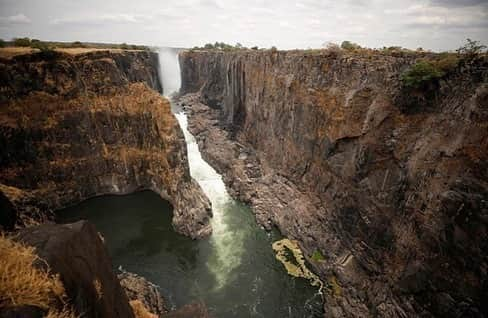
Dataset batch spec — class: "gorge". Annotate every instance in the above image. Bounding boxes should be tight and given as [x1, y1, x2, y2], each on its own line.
[1, 46, 487, 318]
[179, 49, 488, 317]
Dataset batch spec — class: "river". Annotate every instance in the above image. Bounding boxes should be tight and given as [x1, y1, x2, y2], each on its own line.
[58, 47, 323, 317]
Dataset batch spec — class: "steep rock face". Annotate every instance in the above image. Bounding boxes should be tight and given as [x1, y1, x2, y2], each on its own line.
[0, 50, 211, 238]
[15, 220, 135, 318]
[180, 50, 488, 316]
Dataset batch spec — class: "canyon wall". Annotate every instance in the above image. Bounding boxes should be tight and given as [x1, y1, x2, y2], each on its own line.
[179, 50, 488, 317]
[0, 50, 211, 238]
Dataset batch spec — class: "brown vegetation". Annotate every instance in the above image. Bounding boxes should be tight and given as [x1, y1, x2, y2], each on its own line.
[129, 300, 158, 318]
[0, 235, 76, 317]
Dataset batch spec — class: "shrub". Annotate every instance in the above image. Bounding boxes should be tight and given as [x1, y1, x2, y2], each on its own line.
[270, 46, 278, 52]
[71, 41, 85, 48]
[434, 54, 460, 74]
[311, 250, 325, 262]
[30, 40, 51, 52]
[251, 46, 258, 50]
[0, 39, 5, 48]
[13, 37, 31, 47]
[401, 60, 444, 89]
[120, 42, 130, 50]
[324, 42, 342, 56]
[457, 38, 487, 56]
[130, 300, 158, 318]
[0, 235, 76, 317]
[341, 40, 361, 51]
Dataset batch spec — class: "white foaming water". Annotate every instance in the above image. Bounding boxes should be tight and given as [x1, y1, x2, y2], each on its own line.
[158, 47, 181, 96]
[158, 48, 243, 289]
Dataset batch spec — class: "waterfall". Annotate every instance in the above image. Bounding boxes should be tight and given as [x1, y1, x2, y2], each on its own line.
[157, 48, 244, 289]
[158, 47, 181, 96]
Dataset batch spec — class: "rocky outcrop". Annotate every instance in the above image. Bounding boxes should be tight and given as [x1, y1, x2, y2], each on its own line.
[118, 271, 167, 316]
[179, 50, 488, 317]
[15, 220, 135, 318]
[0, 50, 211, 238]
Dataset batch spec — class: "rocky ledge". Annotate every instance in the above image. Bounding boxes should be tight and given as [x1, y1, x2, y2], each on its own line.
[179, 50, 488, 317]
[0, 50, 211, 238]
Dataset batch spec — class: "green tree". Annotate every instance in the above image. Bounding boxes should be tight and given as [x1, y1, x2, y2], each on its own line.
[13, 37, 31, 47]
[0, 39, 5, 48]
[71, 41, 85, 48]
[341, 40, 360, 50]
[401, 61, 444, 89]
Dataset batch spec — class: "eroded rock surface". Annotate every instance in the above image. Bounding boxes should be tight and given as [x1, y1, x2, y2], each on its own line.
[0, 50, 211, 238]
[179, 50, 488, 317]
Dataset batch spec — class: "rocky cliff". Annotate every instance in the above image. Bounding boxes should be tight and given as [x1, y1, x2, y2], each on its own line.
[12, 220, 136, 318]
[2, 221, 210, 318]
[0, 50, 211, 238]
[179, 50, 488, 317]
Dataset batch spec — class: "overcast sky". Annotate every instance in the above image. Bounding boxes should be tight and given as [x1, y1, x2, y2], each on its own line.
[0, 0, 487, 51]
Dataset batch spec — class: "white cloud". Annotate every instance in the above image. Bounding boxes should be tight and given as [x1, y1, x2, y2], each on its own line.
[51, 14, 151, 26]
[0, 0, 486, 51]
[0, 14, 31, 25]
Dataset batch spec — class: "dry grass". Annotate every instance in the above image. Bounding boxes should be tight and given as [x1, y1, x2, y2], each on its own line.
[0, 235, 76, 317]
[0, 47, 39, 58]
[55, 48, 142, 55]
[93, 279, 103, 300]
[129, 300, 158, 318]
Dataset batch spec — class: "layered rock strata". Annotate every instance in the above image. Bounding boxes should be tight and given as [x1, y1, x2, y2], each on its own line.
[179, 50, 488, 317]
[0, 50, 211, 238]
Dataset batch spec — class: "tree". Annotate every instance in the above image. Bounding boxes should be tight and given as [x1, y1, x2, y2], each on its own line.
[401, 61, 444, 89]
[0, 39, 5, 48]
[13, 37, 31, 47]
[457, 38, 487, 56]
[71, 41, 85, 48]
[30, 41, 50, 51]
[341, 40, 360, 50]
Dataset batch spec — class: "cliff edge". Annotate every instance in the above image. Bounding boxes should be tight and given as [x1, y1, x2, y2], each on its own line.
[0, 49, 211, 238]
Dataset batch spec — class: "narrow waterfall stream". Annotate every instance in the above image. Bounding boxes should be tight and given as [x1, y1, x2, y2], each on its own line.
[59, 48, 323, 318]
[160, 47, 246, 290]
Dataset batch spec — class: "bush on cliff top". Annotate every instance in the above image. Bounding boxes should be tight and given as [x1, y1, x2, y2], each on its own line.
[192, 42, 249, 51]
[341, 40, 361, 51]
[401, 38, 484, 91]
[401, 60, 445, 89]
[13, 37, 31, 47]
